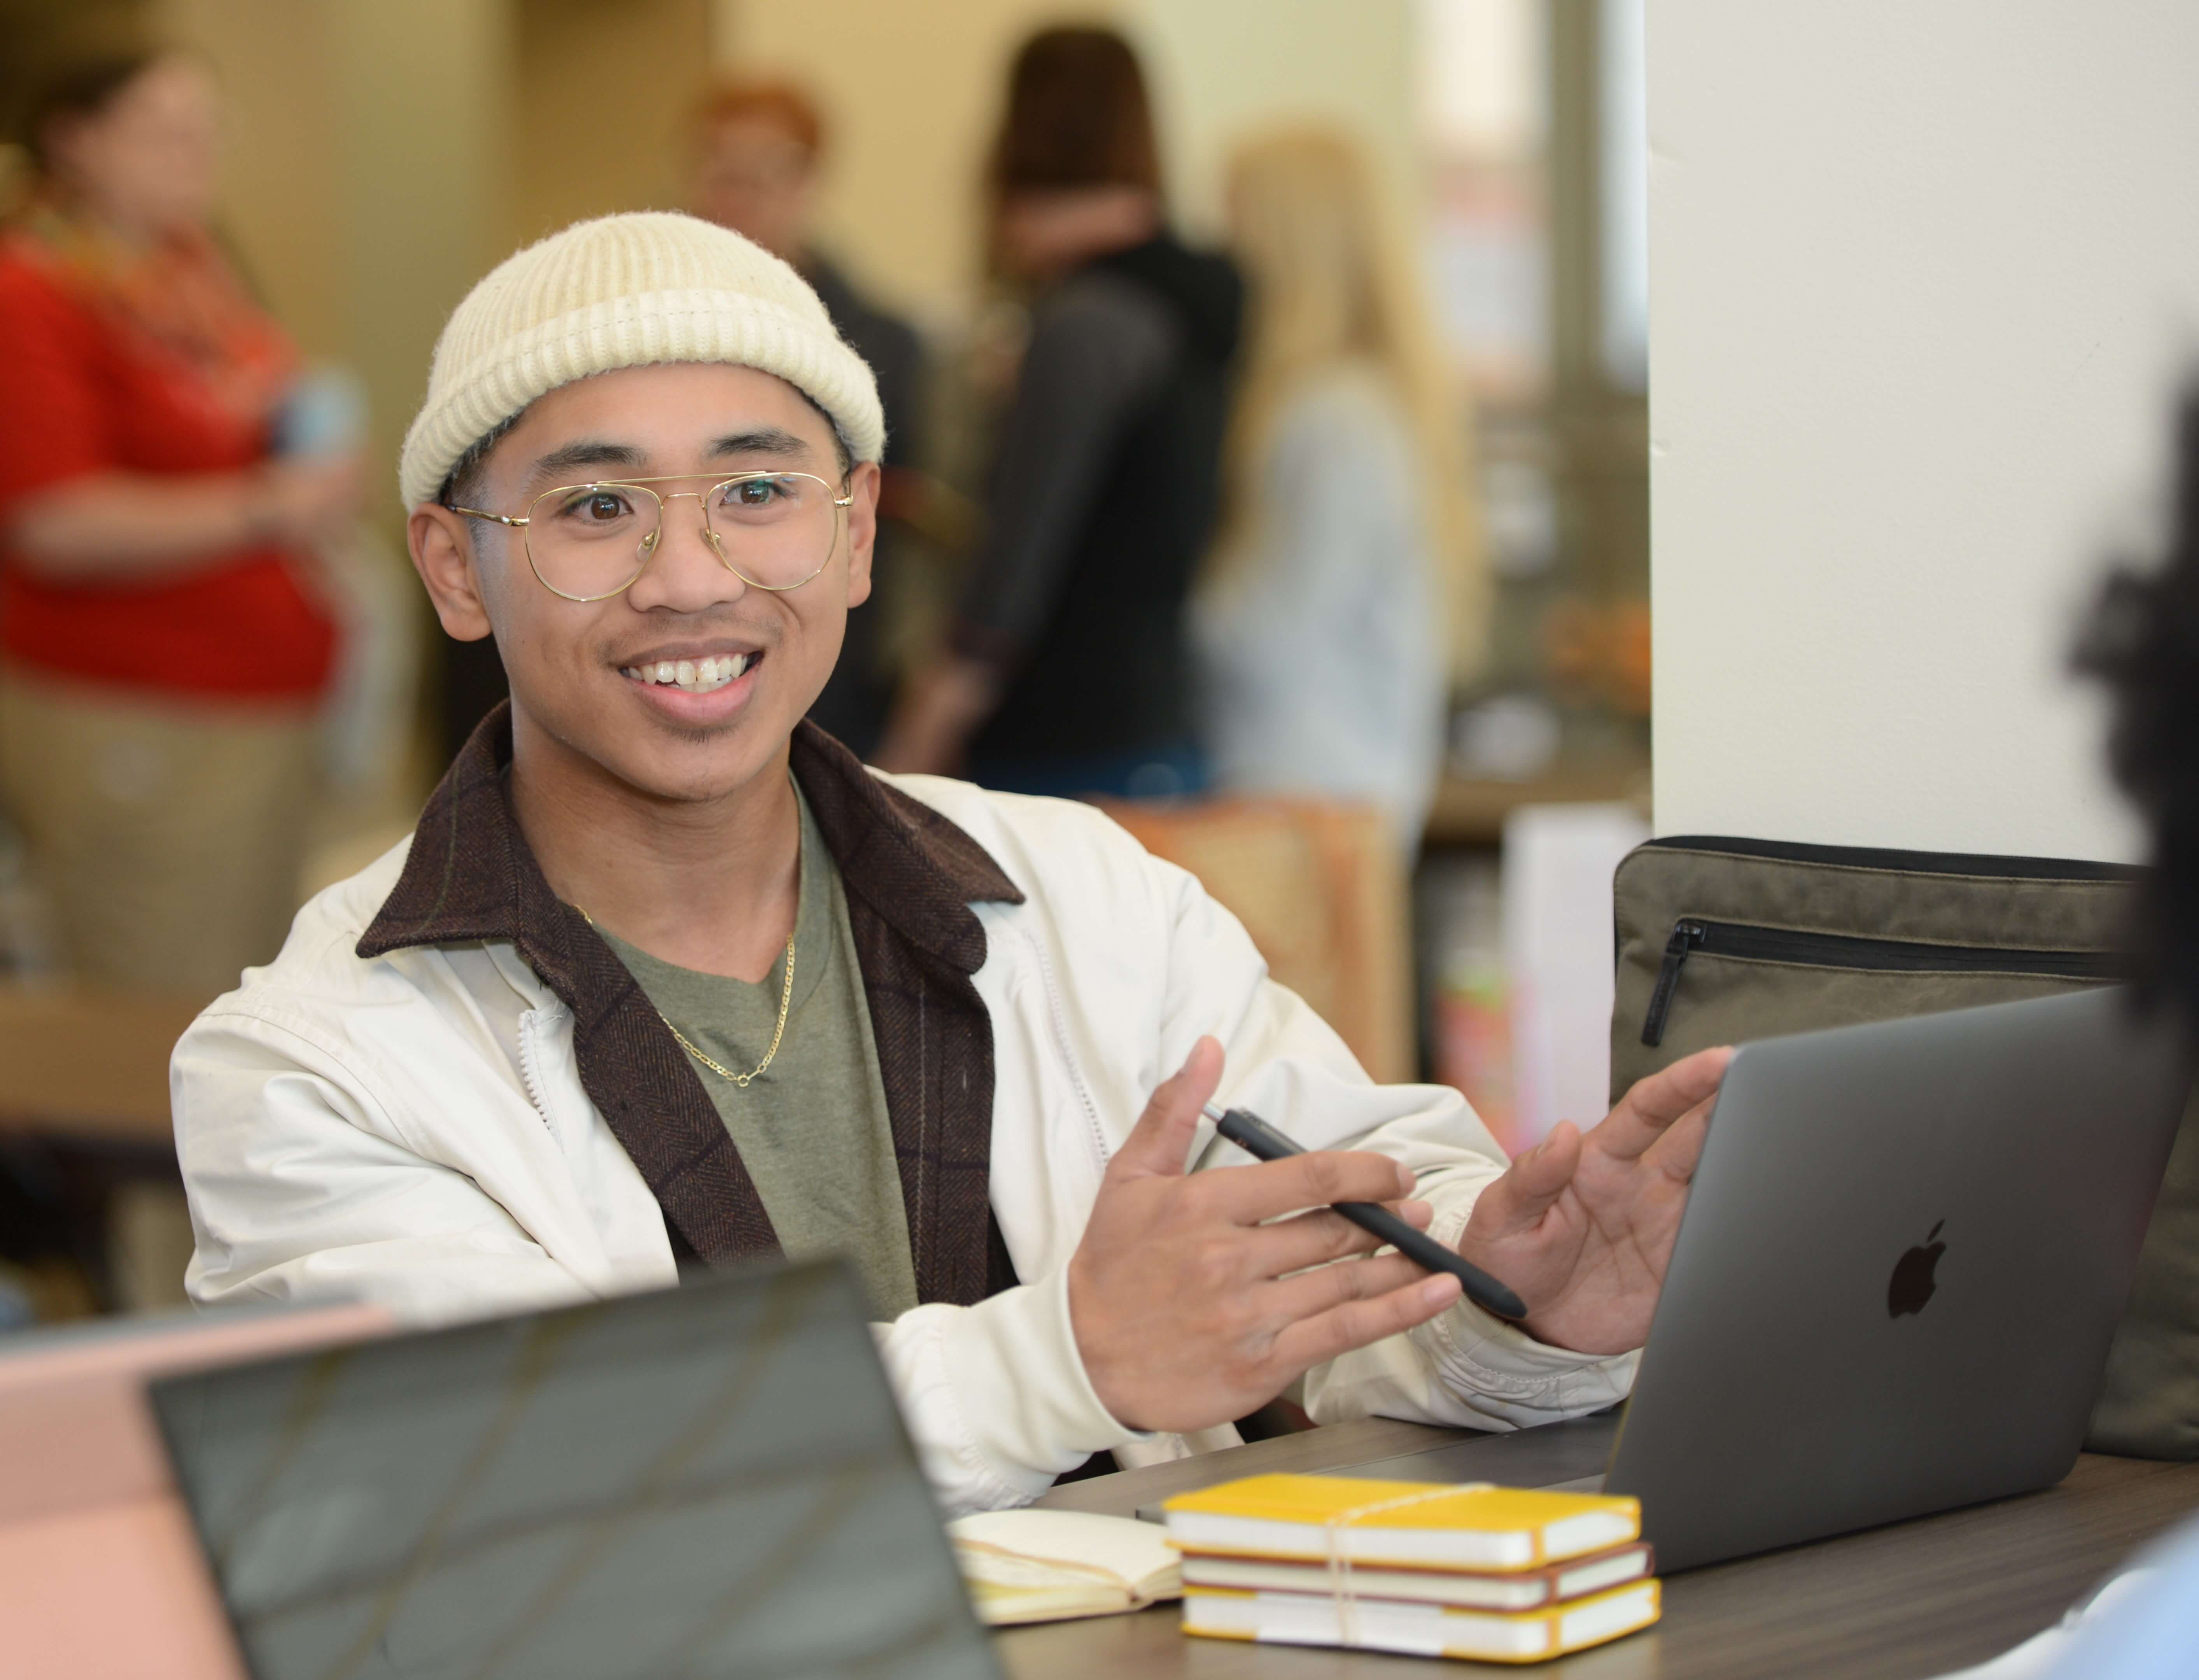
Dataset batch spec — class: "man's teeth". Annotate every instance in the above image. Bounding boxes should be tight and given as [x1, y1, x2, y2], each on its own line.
[622, 653, 753, 693]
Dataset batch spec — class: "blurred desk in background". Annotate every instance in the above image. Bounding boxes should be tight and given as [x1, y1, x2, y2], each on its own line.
[0, 985, 208, 1317]
[1424, 764, 1653, 849]
[0, 985, 206, 1145]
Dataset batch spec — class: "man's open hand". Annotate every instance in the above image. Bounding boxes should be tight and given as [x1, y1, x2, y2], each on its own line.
[1067, 1037, 1464, 1434]
[1455, 1047, 1732, 1355]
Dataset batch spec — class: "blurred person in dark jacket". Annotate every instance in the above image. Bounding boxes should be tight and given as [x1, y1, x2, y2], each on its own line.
[0, 50, 358, 995]
[875, 26, 1241, 797]
[691, 77, 924, 758]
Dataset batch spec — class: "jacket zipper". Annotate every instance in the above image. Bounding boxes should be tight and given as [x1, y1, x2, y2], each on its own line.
[515, 1008, 565, 1142]
[1639, 918, 2123, 1047]
[1023, 929, 1114, 1172]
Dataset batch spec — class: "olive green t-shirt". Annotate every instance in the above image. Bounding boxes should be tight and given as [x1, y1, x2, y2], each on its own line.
[598, 787, 918, 1319]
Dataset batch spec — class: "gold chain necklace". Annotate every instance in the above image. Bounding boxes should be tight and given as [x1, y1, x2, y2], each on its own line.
[576, 906, 796, 1088]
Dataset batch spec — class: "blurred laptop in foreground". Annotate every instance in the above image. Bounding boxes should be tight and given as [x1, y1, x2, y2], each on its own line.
[151, 1260, 999, 1680]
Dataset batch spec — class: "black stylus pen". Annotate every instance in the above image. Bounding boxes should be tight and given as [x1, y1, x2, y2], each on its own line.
[1202, 1101, 1529, 1322]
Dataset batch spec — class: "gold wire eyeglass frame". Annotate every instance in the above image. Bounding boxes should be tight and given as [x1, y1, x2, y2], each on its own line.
[452, 470, 854, 603]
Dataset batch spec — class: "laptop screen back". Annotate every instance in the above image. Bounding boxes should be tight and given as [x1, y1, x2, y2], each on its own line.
[1603, 986, 2191, 1572]
[149, 1263, 998, 1680]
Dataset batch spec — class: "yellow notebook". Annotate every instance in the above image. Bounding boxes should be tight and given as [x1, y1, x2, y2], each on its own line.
[1162, 1476, 1641, 1571]
[1181, 1580, 1661, 1663]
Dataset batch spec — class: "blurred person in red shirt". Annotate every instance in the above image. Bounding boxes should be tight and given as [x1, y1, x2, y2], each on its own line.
[0, 49, 359, 995]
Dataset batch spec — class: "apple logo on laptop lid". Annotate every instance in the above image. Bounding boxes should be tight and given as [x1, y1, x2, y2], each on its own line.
[1888, 1221, 1946, 1319]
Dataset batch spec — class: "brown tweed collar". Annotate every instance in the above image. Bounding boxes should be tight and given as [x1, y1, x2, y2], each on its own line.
[358, 703, 1025, 1305]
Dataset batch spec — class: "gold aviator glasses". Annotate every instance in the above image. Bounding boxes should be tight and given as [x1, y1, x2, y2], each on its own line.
[452, 471, 854, 602]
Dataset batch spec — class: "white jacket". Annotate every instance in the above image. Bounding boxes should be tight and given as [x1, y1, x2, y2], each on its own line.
[173, 762, 1632, 1515]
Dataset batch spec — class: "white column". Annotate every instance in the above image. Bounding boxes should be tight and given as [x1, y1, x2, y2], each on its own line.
[1648, 0, 2199, 860]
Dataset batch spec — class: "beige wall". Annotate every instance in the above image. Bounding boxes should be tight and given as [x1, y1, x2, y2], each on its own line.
[161, 0, 348, 356]
[164, 0, 1422, 472]
[329, 0, 517, 485]
[160, 0, 514, 502]
[714, 0, 1417, 328]
[513, 0, 709, 246]
[1123, 0, 1417, 242]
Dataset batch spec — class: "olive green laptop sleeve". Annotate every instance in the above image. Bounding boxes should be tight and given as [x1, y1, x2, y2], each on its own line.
[1608, 835, 2199, 1460]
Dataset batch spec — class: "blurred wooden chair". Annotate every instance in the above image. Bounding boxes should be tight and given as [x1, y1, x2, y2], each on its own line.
[1093, 798, 1413, 1084]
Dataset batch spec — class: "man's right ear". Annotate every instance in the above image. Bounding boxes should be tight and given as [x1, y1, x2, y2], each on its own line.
[408, 505, 494, 643]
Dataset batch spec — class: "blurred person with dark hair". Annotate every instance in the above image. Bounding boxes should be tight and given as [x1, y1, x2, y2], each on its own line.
[2078, 396, 2199, 1024]
[1951, 391, 2199, 1675]
[0, 50, 358, 995]
[689, 76, 924, 758]
[875, 26, 1242, 797]
[1199, 126, 1488, 853]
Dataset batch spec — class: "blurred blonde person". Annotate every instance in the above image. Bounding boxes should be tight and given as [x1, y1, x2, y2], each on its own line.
[1195, 128, 1487, 851]
[0, 51, 358, 994]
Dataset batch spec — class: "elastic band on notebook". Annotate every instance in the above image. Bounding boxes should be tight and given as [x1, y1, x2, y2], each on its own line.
[1322, 1483, 1491, 1645]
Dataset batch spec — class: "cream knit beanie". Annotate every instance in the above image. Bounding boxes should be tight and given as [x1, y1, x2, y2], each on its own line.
[397, 211, 886, 509]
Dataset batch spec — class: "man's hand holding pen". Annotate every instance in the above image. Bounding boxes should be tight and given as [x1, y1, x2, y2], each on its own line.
[1065, 1036, 1731, 1433]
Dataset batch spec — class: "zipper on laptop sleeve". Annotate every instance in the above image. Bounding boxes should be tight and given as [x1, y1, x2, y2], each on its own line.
[1638, 918, 2124, 1047]
[1642, 921, 1709, 1047]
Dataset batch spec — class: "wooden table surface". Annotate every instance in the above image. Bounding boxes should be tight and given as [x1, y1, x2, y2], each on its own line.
[995, 1416, 2199, 1679]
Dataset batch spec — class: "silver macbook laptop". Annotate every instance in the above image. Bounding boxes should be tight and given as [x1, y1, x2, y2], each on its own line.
[1603, 985, 2188, 1568]
[1336, 987, 2188, 1572]
[150, 1261, 1000, 1680]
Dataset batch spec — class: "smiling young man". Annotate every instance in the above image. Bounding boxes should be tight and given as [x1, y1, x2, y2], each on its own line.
[172, 213, 1728, 1513]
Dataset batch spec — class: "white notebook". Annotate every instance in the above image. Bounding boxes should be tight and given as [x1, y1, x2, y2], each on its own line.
[1183, 1579, 1661, 1663]
[947, 1509, 1182, 1626]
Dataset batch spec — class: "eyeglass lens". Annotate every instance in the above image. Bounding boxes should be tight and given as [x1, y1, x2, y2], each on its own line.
[523, 474, 839, 601]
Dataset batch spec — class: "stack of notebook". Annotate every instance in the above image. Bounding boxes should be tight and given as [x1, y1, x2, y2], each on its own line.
[1162, 1474, 1659, 1664]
